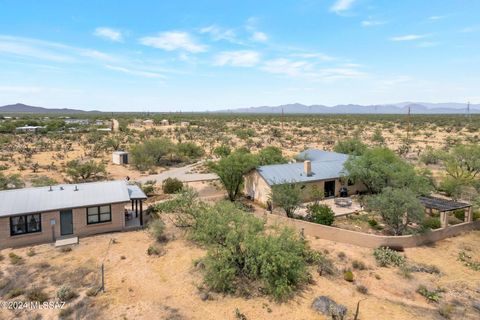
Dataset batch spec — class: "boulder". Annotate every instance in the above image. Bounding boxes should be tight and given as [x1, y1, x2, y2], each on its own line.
[312, 296, 347, 319]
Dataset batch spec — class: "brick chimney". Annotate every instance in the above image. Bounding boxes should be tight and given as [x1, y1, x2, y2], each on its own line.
[304, 160, 312, 176]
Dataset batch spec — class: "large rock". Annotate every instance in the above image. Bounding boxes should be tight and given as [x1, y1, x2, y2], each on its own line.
[312, 296, 347, 319]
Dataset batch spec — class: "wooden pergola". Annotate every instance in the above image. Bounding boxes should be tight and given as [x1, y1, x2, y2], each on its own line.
[419, 196, 473, 228]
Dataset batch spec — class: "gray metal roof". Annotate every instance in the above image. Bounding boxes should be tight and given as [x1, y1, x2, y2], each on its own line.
[297, 149, 349, 162]
[0, 180, 144, 217]
[127, 184, 148, 200]
[257, 150, 349, 186]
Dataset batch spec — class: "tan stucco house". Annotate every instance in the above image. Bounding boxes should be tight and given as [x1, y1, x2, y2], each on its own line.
[244, 149, 366, 207]
[0, 180, 147, 249]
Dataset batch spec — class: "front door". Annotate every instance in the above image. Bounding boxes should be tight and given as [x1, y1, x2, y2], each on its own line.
[60, 210, 73, 236]
[324, 180, 336, 198]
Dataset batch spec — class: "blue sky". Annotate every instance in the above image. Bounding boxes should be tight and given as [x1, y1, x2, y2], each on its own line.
[0, 0, 479, 111]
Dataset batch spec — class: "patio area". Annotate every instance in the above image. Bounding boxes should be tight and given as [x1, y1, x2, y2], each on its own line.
[297, 197, 363, 218]
[124, 210, 142, 229]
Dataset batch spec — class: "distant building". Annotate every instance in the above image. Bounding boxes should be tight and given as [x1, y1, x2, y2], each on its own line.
[97, 128, 112, 132]
[160, 119, 169, 126]
[143, 119, 154, 126]
[16, 126, 46, 133]
[112, 151, 128, 165]
[65, 119, 89, 125]
[180, 121, 190, 127]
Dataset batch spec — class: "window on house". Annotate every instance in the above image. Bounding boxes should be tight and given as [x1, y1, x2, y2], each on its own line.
[10, 214, 41, 236]
[87, 205, 111, 224]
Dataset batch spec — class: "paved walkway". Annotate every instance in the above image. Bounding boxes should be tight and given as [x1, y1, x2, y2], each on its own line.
[135, 162, 218, 184]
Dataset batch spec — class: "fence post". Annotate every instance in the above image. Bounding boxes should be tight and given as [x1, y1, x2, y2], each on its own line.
[101, 263, 105, 292]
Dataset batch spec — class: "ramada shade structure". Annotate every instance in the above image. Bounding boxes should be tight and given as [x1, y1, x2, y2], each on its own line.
[419, 196, 473, 228]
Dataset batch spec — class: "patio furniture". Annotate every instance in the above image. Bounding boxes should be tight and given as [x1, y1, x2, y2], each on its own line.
[334, 197, 352, 208]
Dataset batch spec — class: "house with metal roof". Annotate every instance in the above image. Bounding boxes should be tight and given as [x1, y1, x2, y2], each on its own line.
[0, 180, 147, 249]
[244, 149, 366, 207]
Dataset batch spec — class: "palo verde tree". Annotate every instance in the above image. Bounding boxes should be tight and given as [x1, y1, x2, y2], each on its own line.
[366, 187, 424, 235]
[344, 147, 432, 195]
[65, 160, 106, 182]
[257, 146, 288, 165]
[271, 182, 302, 218]
[333, 138, 367, 156]
[209, 150, 257, 201]
[442, 144, 480, 181]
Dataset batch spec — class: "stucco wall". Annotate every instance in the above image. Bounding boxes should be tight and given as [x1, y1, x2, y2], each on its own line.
[0, 202, 127, 249]
[244, 170, 366, 206]
[255, 212, 480, 248]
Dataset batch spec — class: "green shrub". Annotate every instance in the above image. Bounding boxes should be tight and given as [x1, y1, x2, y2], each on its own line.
[147, 245, 161, 256]
[27, 248, 36, 257]
[368, 219, 378, 227]
[148, 219, 166, 242]
[422, 217, 441, 230]
[8, 252, 23, 265]
[27, 287, 49, 303]
[162, 177, 184, 194]
[306, 203, 335, 226]
[56, 285, 78, 301]
[352, 260, 366, 270]
[417, 285, 441, 302]
[458, 251, 480, 271]
[196, 201, 310, 302]
[343, 270, 354, 282]
[453, 209, 465, 221]
[356, 285, 368, 294]
[373, 247, 406, 267]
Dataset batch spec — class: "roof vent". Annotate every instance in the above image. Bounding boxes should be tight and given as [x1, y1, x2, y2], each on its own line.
[304, 160, 312, 177]
[60, 186, 64, 190]
[74, 185, 79, 191]
[48, 186, 53, 192]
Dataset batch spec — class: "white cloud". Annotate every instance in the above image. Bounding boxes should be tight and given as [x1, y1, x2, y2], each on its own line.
[214, 51, 260, 67]
[0, 36, 74, 62]
[140, 31, 207, 53]
[428, 15, 446, 21]
[105, 65, 165, 78]
[94, 27, 123, 42]
[390, 34, 427, 41]
[251, 31, 268, 42]
[262, 58, 312, 77]
[361, 20, 386, 27]
[199, 25, 238, 43]
[330, 0, 356, 13]
[291, 52, 336, 61]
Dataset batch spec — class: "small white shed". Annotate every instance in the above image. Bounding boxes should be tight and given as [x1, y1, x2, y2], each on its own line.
[112, 151, 129, 165]
[160, 119, 169, 126]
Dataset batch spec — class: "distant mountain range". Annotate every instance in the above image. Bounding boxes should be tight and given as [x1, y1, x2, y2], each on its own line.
[0, 102, 479, 114]
[221, 102, 480, 114]
[0, 103, 97, 114]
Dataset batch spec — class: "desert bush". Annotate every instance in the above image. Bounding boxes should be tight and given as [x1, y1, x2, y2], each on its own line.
[162, 177, 183, 194]
[305, 203, 335, 226]
[373, 247, 406, 267]
[352, 260, 366, 270]
[27, 287, 49, 302]
[9, 252, 23, 265]
[57, 285, 78, 301]
[417, 285, 441, 302]
[27, 248, 35, 257]
[316, 254, 337, 276]
[343, 270, 354, 282]
[356, 285, 368, 294]
[30, 175, 58, 187]
[333, 138, 367, 156]
[422, 216, 441, 230]
[192, 201, 311, 301]
[147, 245, 162, 256]
[148, 219, 166, 242]
[271, 182, 302, 218]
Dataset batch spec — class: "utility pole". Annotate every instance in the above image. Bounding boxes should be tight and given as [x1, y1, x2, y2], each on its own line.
[406, 105, 411, 142]
[467, 101, 471, 120]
